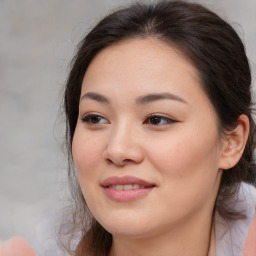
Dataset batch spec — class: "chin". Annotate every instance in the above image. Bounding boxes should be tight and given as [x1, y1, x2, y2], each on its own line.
[98, 216, 154, 239]
[106, 226, 152, 239]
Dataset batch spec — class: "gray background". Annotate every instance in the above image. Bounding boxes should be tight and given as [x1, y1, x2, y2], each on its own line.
[0, 0, 255, 255]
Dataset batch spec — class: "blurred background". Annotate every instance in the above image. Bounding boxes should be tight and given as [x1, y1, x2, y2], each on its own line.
[0, 0, 255, 255]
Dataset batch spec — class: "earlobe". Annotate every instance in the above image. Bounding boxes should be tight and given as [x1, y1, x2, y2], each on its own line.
[219, 114, 250, 170]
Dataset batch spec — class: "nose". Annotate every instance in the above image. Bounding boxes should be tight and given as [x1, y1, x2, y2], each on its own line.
[103, 124, 144, 167]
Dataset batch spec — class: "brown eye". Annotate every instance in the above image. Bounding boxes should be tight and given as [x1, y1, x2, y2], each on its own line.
[81, 114, 109, 125]
[144, 115, 176, 126]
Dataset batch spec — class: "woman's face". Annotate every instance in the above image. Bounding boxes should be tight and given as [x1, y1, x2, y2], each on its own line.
[72, 39, 224, 239]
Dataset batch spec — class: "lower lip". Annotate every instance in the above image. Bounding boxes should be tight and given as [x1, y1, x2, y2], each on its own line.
[103, 187, 154, 202]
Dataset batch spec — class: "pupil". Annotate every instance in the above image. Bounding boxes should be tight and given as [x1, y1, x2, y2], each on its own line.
[151, 116, 161, 124]
[91, 116, 101, 123]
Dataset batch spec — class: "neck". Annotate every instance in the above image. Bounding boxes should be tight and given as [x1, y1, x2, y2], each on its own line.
[109, 210, 215, 256]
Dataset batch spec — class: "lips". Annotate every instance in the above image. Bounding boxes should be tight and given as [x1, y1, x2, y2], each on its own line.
[101, 176, 155, 188]
[109, 184, 147, 191]
[101, 176, 156, 201]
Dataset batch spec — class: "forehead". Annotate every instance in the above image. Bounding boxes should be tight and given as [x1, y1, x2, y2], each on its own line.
[81, 38, 207, 106]
[84, 38, 200, 82]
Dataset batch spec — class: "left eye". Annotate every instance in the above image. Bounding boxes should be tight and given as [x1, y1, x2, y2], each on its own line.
[144, 115, 176, 125]
[81, 114, 109, 125]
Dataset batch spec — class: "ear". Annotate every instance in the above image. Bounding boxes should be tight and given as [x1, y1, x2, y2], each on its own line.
[218, 114, 250, 170]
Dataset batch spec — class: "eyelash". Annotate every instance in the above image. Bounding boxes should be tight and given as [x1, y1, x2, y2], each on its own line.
[81, 114, 109, 125]
[80, 114, 176, 126]
[143, 115, 176, 126]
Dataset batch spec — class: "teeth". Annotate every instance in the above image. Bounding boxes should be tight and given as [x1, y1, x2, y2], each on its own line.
[124, 184, 133, 190]
[115, 185, 124, 191]
[133, 184, 140, 190]
[109, 184, 146, 191]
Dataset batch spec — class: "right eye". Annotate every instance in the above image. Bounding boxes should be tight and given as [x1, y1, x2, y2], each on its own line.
[81, 114, 109, 125]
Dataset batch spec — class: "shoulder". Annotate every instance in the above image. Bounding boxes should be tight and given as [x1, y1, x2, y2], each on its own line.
[243, 211, 256, 256]
[215, 183, 256, 256]
[243, 183, 256, 255]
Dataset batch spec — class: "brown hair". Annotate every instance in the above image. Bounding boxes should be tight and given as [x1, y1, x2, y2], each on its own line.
[62, 1, 256, 255]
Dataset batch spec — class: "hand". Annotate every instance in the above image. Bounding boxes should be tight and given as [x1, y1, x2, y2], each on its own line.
[0, 237, 36, 256]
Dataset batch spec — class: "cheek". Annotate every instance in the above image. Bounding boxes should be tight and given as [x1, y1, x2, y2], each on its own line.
[147, 133, 221, 217]
[72, 127, 106, 210]
[72, 127, 103, 181]
[147, 126, 220, 185]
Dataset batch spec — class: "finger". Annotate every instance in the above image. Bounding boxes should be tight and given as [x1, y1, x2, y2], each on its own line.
[0, 237, 36, 256]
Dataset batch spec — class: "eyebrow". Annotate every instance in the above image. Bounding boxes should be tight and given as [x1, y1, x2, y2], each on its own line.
[136, 93, 187, 105]
[80, 92, 187, 105]
[80, 92, 110, 104]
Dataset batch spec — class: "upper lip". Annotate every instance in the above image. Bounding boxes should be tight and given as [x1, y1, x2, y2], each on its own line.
[101, 176, 156, 188]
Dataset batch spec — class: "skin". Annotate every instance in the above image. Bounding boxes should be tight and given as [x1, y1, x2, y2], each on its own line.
[0, 237, 36, 256]
[243, 213, 256, 255]
[72, 38, 249, 256]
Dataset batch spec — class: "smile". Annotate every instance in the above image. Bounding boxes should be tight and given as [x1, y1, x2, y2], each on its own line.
[109, 184, 150, 191]
[101, 176, 156, 201]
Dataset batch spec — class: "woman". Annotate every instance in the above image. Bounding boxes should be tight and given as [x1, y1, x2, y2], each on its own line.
[63, 1, 256, 255]
[1, 1, 255, 255]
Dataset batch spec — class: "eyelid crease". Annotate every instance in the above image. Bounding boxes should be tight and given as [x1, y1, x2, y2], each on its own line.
[144, 114, 178, 125]
[79, 112, 179, 127]
[80, 113, 110, 125]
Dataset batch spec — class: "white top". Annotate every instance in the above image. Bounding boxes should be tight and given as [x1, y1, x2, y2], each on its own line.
[215, 183, 256, 256]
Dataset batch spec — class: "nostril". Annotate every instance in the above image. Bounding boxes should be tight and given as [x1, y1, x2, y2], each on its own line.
[123, 159, 133, 164]
[105, 158, 133, 166]
[106, 159, 113, 165]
